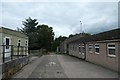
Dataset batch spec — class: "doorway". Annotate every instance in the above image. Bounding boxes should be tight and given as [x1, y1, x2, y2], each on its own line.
[4, 37, 11, 58]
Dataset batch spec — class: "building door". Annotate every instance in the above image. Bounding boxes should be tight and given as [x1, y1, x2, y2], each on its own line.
[4, 37, 11, 58]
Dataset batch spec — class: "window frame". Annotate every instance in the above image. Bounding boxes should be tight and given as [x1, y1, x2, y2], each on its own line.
[25, 40, 28, 46]
[6, 38, 10, 49]
[79, 44, 81, 52]
[88, 44, 93, 53]
[107, 43, 116, 57]
[18, 39, 21, 47]
[82, 44, 85, 53]
[95, 44, 100, 54]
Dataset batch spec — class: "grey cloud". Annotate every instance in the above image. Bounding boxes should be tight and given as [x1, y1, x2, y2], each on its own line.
[1, 2, 118, 37]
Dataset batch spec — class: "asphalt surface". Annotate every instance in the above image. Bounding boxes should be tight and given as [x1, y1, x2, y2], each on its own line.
[12, 54, 118, 78]
[0, 64, 1, 80]
[0, 55, 2, 80]
[29, 55, 67, 78]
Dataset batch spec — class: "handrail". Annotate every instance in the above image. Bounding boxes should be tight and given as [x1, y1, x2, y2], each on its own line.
[0, 45, 29, 63]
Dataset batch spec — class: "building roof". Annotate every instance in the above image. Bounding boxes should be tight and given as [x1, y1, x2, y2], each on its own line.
[67, 28, 120, 44]
[0, 27, 28, 39]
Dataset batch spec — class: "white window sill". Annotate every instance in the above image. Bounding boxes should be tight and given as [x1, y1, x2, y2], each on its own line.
[108, 55, 116, 58]
[82, 53, 84, 55]
[95, 52, 100, 55]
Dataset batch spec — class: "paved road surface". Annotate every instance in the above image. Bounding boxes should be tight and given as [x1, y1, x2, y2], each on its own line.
[12, 54, 118, 78]
[0, 64, 2, 80]
[0, 55, 2, 80]
[29, 55, 67, 78]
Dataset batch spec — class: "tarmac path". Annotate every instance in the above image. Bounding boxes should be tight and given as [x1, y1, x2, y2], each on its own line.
[12, 54, 118, 79]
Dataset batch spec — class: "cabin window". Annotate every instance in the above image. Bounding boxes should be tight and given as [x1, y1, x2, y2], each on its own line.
[25, 41, 28, 46]
[82, 44, 85, 53]
[107, 43, 116, 57]
[95, 44, 99, 54]
[89, 44, 92, 53]
[79, 44, 81, 52]
[6, 38, 9, 49]
[82, 44, 85, 51]
[18, 39, 21, 47]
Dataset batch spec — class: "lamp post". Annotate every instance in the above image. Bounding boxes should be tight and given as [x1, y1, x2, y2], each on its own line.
[80, 21, 82, 37]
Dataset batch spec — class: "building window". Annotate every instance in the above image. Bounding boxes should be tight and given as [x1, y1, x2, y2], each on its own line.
[18, 39, 21, 47]
[89, 44, 92, 53]
[82, 44, 85, 49]
[6, 38, 9, 49]
[25, 41, 28, 46]
[79, 44, 81, 52]
[95, 44, 99, 54]
[82, 44, 85, 53]
[107, 43, 116, 57]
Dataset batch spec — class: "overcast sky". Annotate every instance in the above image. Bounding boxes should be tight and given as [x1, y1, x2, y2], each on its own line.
[0, 0, 119, 38]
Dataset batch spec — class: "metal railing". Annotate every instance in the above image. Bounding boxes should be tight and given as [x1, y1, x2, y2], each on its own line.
[0, 45, 28, 63]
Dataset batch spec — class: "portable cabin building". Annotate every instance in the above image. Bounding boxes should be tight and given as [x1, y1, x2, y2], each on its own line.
[85, 28, 120, 72]
[61, 28, 120, 72]
[0, 27, 28, 58]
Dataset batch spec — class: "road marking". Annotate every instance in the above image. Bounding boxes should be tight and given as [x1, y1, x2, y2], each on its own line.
[48, 62, 56, 65]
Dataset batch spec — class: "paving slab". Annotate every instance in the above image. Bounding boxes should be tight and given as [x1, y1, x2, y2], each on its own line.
[29, 55, 67, 78]
[11, 54, 118, 79]
[57, 55, 118, 78]
[12, 56, 43, 78]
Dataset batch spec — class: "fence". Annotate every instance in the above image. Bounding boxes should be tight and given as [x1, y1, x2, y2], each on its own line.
[0, 45, 29, 79]
[2, 56, 30, 79]
[29, 49, 46, 57]
[0, 45, 28, 63]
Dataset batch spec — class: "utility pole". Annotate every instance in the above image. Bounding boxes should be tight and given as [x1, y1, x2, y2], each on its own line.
[80, 21, 82, 37]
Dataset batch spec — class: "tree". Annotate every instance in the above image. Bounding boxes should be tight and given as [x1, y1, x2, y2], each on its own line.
[22, 17, 38, 33]
[20, 17, 55, 51]
[37, 24, 54, 51]
[52, 36, 67, 51]
[69, 34, 74, 38]
[21, 17, 39, 49]
[69, 32, 91, 38]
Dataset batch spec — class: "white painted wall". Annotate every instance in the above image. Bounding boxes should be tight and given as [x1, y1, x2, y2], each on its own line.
[0, 33, 2, 64]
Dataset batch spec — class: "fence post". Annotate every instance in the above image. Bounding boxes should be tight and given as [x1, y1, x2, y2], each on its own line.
[22, 46, 23, 57]
[11, 45, 13, 60]
[2, 45, 5, 63]
[25, 47, 26, 56]
[25, 47, 28, 56]
[17, 46, 19, 58]
[29, 49, 30, 56]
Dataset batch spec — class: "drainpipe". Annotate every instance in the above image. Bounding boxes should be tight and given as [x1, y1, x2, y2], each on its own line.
[83, 42, 86, 60]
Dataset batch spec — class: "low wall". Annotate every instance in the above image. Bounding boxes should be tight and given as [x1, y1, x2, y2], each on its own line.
[2, 56, 30, 79]
[29, 49, 47, 56]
